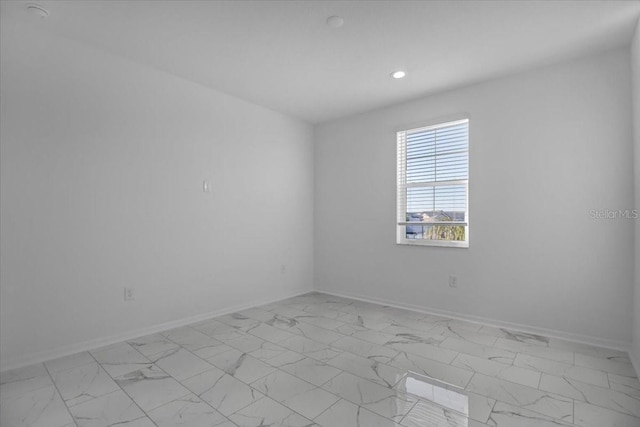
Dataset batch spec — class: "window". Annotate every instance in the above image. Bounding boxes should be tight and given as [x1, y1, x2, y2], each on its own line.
[397, 118, 469, 247]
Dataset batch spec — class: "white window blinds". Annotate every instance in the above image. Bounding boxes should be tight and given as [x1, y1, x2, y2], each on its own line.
[397, 119, 469, 247]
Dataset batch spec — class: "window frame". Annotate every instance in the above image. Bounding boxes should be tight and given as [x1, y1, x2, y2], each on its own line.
[396, 118, 470, 248]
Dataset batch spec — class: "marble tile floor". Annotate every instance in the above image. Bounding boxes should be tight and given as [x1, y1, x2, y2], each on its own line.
[2, 292, 639, 427]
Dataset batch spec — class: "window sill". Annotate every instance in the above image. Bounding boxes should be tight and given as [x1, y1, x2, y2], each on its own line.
[397, 239, 469, 248]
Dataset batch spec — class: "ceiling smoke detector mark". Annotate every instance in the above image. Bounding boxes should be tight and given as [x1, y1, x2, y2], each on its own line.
[326, 16, 344, 28]
[27, 4, 49, 19]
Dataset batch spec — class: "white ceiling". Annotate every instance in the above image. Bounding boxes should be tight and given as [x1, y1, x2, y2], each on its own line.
[3, 0, 640, 123]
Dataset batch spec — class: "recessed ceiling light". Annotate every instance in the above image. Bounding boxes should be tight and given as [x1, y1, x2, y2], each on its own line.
[391, 71, 406, 79]
[326, 16, 344, 28]
[26, 4, 49, 19]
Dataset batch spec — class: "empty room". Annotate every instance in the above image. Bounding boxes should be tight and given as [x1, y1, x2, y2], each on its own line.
[1, 1, 640, 426]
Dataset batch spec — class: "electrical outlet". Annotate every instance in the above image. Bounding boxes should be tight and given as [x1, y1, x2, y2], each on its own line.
[124, 287, 135, 301]
[203, 180, 216, 193]
[448, 275, 458, 288]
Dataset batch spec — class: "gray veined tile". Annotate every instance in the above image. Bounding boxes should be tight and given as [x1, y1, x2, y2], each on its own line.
[327, 351, 406, 389]
[452, 353, 541, 388]
[400, 398, 468, 427]
[0, 367, 53, 399]
[433, 325, 499, 347]
[248, 341, 291, 363]
[386, 337, 459, 364]
[250, 369, 339, 419]
[191, 341, 234, 360]
[335, 322, 376, 336]
[485, 401, 574, 427]
[573, 400, 640, 427]
[440, 337, 515, 364]
[316, 301, 360, 315]
[284, 386, 341, 419]
[467, 392, 497, 424]
[314, 399, 403, 427]
[514, 353, 608, 387]
[381, 324, 447, 345]
[260, 349, 308, 368]
[198, 373, 264, 416]
[477, 325, 510, 338]
[548, 338, 631, 363]
[0, 362, 49, 385]
[216, 312, 262, 331]
[337, 312, 395, 331]
[152, 347, 213, 381]
[235, 307, 276, 322]
[147, 393, 231, 426]
[492, 338, 574, 364]
[278, 335, 343, 362]
[348, 328, 398, 346]
[12, 293, 640, 427]
[608, 373, 640, 398]
[245, 322, 299, 343]
[303, 304, 350, 320]
[116, 417, 157, 427]
[225, 334, 267, 353]
[390, 352, 474, 388]
[91, 342, 152, 378]
[332, 335, 399, 363]
[180, 366, 226, 396]
[286, 301, 323, 311]
[291, 321, 346, 345]
[161, 326, 223, 351]
[191, 319, 246, 341]
[465, 374, 573, 422]
[538, 374, 640, 418]
[276, 355, 342, 386]
[127, 333, 180, 358]
[295, 313, 349, 331]
[422, 315, 483, 333]
[574, 353, 638, 378]
[115, 365, 191, 412]
[68, 389, 145, 427]
[384, 317, 440, 334]
[45, 351, 96, 374]
[0, 383, 74, 427]
[51, 361, 119, 407]
[491, 328, 550, 347]
[321, 371, 417, 421]
[206, 348, 276, 384]
[267, 305, 312, 319]
[268, 315, 344, 344]
[281, 302, 317, 312]
[229, 396, 317, 427]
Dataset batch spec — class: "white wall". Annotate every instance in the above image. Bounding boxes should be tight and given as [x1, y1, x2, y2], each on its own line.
[632, 18, 640, 373]
[0, 20, 314, 371]
[315, 48, 634, 348]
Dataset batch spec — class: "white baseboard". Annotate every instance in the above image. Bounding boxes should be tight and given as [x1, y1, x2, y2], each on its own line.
[5, 287, 636, 375]
[0, 289, 312, 373]
[631, 350, 640, 379]
[317, 288, 631, 353]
